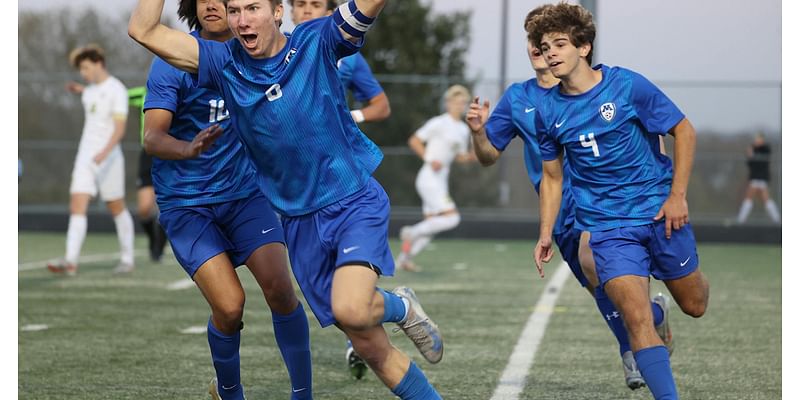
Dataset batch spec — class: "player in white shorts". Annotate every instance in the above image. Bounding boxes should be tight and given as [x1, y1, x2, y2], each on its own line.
[48, 45, 136, 276]
[396, 85, 476, 272]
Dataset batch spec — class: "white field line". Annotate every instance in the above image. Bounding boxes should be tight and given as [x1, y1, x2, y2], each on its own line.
[490, 261, 571, 400]
[18, 249, 148, 272]
[166, 279, 196, 291]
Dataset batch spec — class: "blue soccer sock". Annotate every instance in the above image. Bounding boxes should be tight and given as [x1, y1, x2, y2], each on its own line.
[634, 346, 678, 400]
[594, 286, 631, 355]
[652, 301, 664, 326]
[272, 303, 313, 400]
[378, 288, 409, 323]
[391, 361, 442, 400]
[207, 318, 245, 400]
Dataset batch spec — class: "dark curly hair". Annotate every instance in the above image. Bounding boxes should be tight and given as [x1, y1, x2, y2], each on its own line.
[529, 2, 595, 65]
[69, 44, 105, 68]
[177, 0, 201, 30]
[523, 4, 554, 35]
[288, 0, 337, 11]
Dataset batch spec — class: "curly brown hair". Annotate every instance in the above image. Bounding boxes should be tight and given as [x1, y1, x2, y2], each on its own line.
[528, 2, 595, 65]
[68, 44, 105, 69]
[523, 4, 554, 36]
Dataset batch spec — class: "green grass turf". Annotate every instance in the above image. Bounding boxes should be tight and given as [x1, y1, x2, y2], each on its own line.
[18, 233, 780, 399]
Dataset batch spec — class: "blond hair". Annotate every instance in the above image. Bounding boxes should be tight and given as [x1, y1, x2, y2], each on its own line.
[444, 85, 470, 101]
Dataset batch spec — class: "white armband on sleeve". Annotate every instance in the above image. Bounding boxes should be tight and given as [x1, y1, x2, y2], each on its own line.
[351, 109, 365, 123]
[333, 1, 376, 38]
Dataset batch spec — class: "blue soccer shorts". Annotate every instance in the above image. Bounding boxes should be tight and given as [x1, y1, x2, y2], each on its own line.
[159, 192, 285, 278]
[589, 220, 699, 287]
[553, 227, 590, 287]
[281, 177, 395, 327]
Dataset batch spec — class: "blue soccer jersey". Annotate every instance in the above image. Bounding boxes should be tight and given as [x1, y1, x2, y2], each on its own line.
[536, 65, 685, 231]
[485, 79, 576, 234]
[144, 31, 258, 211]
[337, 52, 384, 102]
[195, 17, 383, 216]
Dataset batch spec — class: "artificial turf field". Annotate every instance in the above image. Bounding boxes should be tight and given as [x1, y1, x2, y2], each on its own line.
[19, 232, 780, 399]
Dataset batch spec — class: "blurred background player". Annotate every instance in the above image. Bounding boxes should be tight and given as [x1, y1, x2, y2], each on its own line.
[289, 0, 391, 126]
[128, 86, 169, 262]
[531, 4, 710, 399]
[129, 0, 445, 398]
[289, 0, 392, 381]
[466, 5, 651, 390]
[395, 85, 476, 273]
[49, 45, 136, 275]
[141, 1, 313, 398]
[736, 132, 780, 224]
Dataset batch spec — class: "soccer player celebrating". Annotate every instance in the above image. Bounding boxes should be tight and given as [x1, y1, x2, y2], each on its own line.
[288, 0, 392, 380]
[129, 1, 444, 399]
[466, 4, 660, 390]
[141, 1, 312, 399]
[49, 45, 136, 276]
[396, 84, 476, 273]
[530, 4, 710, 399]
[289, 0, 391, 125]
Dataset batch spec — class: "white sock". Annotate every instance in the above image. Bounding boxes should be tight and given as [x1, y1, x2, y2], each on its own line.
[65, 214, 88, 265]
[737, 199, 753, 223]
[407, 214, 461, 239]
[765, 200, 781, 223]
[409, 236, 432, 257]
[114, 209, 135, 265]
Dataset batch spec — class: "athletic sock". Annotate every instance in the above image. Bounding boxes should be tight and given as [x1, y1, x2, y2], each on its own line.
[652, 301, 664, 327]
[65, 214, 88, 264]
[113, 209, 135, 265]
[737, 199, 753, 223]
[634, 345, 678, 400]
[409, 236, 432, 257]
[140, 216, 156, 247]
[391, 361, 442, 400]
[378, 288, 409, 323]
[272, 303, 312, 400]
[594, 286, 631, 355]
[765, 199, 781, 223]
[207, 319, 245, 400]
[408, 214, 461, 238]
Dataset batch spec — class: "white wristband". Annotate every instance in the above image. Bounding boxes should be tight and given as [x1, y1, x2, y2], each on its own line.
[351, 109, 365, 123]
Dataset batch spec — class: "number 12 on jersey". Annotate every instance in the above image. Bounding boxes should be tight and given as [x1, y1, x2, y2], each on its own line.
[209, 99, 230, 123]
[580, 133, 600, 157]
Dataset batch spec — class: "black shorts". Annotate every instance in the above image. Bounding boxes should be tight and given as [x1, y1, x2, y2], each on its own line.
[137, 149, 153, 188]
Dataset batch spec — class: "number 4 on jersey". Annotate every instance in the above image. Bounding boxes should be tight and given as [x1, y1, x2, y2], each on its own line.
[580, 133, 600, 157]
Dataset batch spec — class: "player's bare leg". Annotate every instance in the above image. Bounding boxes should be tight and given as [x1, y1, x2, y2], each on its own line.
[663, 269, 709, 319]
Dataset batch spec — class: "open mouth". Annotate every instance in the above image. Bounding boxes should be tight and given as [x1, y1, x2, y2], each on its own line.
[241, 34, 258, 48]
[549, 61, 563, 68]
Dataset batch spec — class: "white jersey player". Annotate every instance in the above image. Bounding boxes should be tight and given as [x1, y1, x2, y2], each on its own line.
[48, 45, 136, 276]
[396, 85, 476, 272]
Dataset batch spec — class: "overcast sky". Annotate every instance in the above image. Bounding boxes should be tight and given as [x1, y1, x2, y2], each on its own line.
[19, 0, 783, 134]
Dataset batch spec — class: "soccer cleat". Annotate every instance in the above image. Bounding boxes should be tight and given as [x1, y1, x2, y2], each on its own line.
[345, 340, 368, 380]
[653, 293, 673, 355]
[113, 262, 136, 274]
[209, 377, 221, 400]
[398, 259, 421, 273]
[621, 351, 646, 390]
[392, 286, 443, 363]
[47, 259, 77, 276]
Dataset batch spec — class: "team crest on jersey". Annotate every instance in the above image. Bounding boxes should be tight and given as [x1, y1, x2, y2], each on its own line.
[599, 102, 616, 122]
[284, 48, 298, 65]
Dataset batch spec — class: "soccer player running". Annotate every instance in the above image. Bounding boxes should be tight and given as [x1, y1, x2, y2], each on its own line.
[530, 4, 710, 399]
[49, 45, 136, 275]
[396, 85, 476, 273]
[129, 1, 444, 399]
[466, 4, 664, 390]
[288, 0, 392, 381]
[141, 1, 312, 398]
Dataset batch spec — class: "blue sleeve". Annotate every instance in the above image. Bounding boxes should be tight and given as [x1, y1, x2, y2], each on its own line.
[536, 109, 561, 161]
[319, 15, 362, 60]
[484, 88, 519, 151]
[629, 71, 685, 135]
[194, 37, 231, 92]
[143, 57, 180, 113]
[347, 54, 383, 102]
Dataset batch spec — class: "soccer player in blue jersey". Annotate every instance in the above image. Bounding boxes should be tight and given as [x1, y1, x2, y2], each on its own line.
[129, 1, 443, 399]
[141, 1, 312, 399]
[530, 4, 710, 399]
[289, 0, 392, 380]
[466, 5, 659, 390]
[289, 0, 391, 125]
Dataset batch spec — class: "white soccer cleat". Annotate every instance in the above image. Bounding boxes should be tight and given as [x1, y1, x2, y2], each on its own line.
[653, 293, 673, 355]
[621, 350, 646, 390]
[392, 286, 443, 363]
[345, 340, 368, 380]
[47, 259, 78, 276]
[208, 377, 221, 400]
[113, 261, 136, 274]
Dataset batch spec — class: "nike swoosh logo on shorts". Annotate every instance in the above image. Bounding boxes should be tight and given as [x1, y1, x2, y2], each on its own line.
[262, 228, 276, 234]
[680, 256, 691, 267]
[343, 246, 360, 254]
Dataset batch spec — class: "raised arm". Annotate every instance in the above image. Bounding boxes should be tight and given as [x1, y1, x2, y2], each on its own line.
[128, 0, 200, 73]
[335, 0, 387, 43]
[466, 97, 502, 166]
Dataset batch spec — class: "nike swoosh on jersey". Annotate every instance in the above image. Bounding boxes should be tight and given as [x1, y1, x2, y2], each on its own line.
[262, 228, 276, 234]
[343, 246, 360, 254]
[525, 107, 536, 113]
[555, 119, 566, 128]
